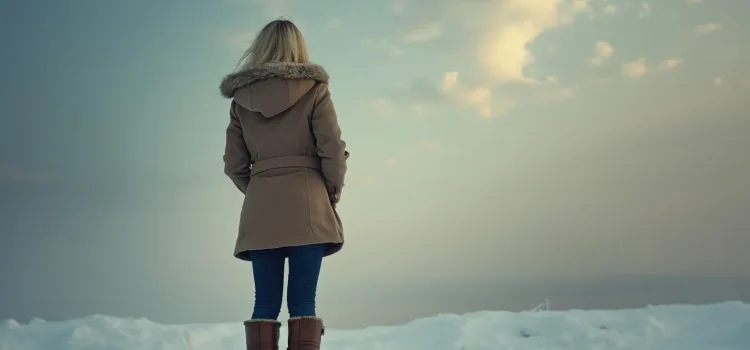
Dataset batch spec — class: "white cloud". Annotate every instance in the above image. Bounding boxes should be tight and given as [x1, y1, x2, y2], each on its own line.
[403, 22, 443, 42]
[382, 0, 581, 119]
[638, 1, 652, 18]
[604, 5, 618, 15]
[686, 0, 703, 3]
[480, 21, 540, 83]
[440, 72, 493, 118]
[362, 38, 403, 56]
[571, 0, 589, 12]
[390, 71, 573, 120]
[589, 41, 614, 66]
[657, 58, 683, 71]
[694, 23, 722, 34]
[621, 58, 647, 79]
[471, 0, 590, 83]
[712, 77, 723, 87]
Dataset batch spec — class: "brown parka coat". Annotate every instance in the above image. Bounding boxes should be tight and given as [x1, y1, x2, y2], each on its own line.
[219, 62, 348, 261]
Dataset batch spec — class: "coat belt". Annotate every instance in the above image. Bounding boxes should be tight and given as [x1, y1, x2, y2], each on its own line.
[250, 155, 322, 176]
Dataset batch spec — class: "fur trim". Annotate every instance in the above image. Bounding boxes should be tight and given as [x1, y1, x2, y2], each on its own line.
[287, 316, 323, 322]
[243, 319, 281, 325]
[220, 62, 329, 98]
[288, 316, 325, 335]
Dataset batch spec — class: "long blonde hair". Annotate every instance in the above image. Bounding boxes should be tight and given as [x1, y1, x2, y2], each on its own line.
[236, 19, 310, 71]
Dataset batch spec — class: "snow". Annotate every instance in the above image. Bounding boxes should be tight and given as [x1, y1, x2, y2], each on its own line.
[1, 302, 749, 350]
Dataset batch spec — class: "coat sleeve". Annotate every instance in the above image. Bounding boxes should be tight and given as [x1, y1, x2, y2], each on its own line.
[223, 101, 252, 194]
[311, 84, 349, 204]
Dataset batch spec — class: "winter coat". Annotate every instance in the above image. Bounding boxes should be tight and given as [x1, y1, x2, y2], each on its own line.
[219, 62, 348, 261]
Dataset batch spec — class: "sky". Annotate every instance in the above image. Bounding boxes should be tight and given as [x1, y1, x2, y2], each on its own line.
[0, 0, 749, 329]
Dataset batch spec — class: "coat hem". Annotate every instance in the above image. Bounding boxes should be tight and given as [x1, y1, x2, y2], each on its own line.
[234, 241, 342, 262]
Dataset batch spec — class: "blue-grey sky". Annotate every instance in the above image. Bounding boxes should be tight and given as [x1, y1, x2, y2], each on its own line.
[1, 0, 749, 329]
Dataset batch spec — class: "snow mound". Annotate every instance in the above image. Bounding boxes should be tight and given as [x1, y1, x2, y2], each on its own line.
[1, 302, 749, 350]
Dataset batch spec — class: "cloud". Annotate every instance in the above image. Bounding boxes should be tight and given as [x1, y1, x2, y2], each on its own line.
[657, 58, 683, 71]
[568, 0, 593, 20]
[686, 0, 703, 3]
[589, 41, 614, 66]
[379, 0, 582, 118]
[480, 21, 541, 83]
[621, 57, 647, 79]
[361, 38, 403, 56]
[638, 1, 652, 18]
[569, 0, 589, 11]
[712, 77, 723, 87]
[604, 5, 618, 15]
[0, 165, 53, 184]
[694, 23, 722, 35]
[402, 22, 443, 42]
[388, 0, 589, 84]
[481, 0, 593, 82]
[388, 72, 573, 119]
[477, 0, 585, 83]
[441, 72, 493, 118]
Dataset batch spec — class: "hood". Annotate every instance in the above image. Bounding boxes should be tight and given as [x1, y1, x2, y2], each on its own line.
[219, 62, 329, 118]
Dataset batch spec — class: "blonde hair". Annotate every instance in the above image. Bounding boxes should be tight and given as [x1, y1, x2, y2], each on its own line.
[236, 19, 310, 71]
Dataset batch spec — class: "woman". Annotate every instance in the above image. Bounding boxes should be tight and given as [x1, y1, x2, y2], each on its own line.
[219, 19, 348, 350]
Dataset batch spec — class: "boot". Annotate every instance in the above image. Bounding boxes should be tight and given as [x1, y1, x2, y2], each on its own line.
[244, 319, 281, 350]
[287, 316, 325, 350]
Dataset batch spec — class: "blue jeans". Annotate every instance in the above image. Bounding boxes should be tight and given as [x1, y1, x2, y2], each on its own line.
[249, 243, 326, 320]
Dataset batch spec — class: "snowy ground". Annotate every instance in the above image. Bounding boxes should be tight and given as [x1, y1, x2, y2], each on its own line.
[1, 301, 749, 350]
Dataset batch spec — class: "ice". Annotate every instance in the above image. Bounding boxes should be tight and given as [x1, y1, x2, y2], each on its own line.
[1, 301, 749, 349]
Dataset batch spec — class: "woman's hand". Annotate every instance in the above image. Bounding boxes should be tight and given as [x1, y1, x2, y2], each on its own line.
[329, 193, 338, 209]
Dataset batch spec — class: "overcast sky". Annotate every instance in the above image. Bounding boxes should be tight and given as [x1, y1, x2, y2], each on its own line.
[1, 0, 749, 329]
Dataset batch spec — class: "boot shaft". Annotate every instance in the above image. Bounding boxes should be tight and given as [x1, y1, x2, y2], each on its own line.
[244, 319, 282, 350]
[286, 316, 324, 350]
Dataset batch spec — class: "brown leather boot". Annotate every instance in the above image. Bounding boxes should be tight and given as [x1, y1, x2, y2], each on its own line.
[244, 319, 281, 350]
[286, 316, 325, 350]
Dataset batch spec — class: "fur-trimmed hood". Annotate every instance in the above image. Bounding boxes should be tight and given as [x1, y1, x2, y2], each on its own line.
[219, 62, 329, 118]
[219, 62, 329, 98]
